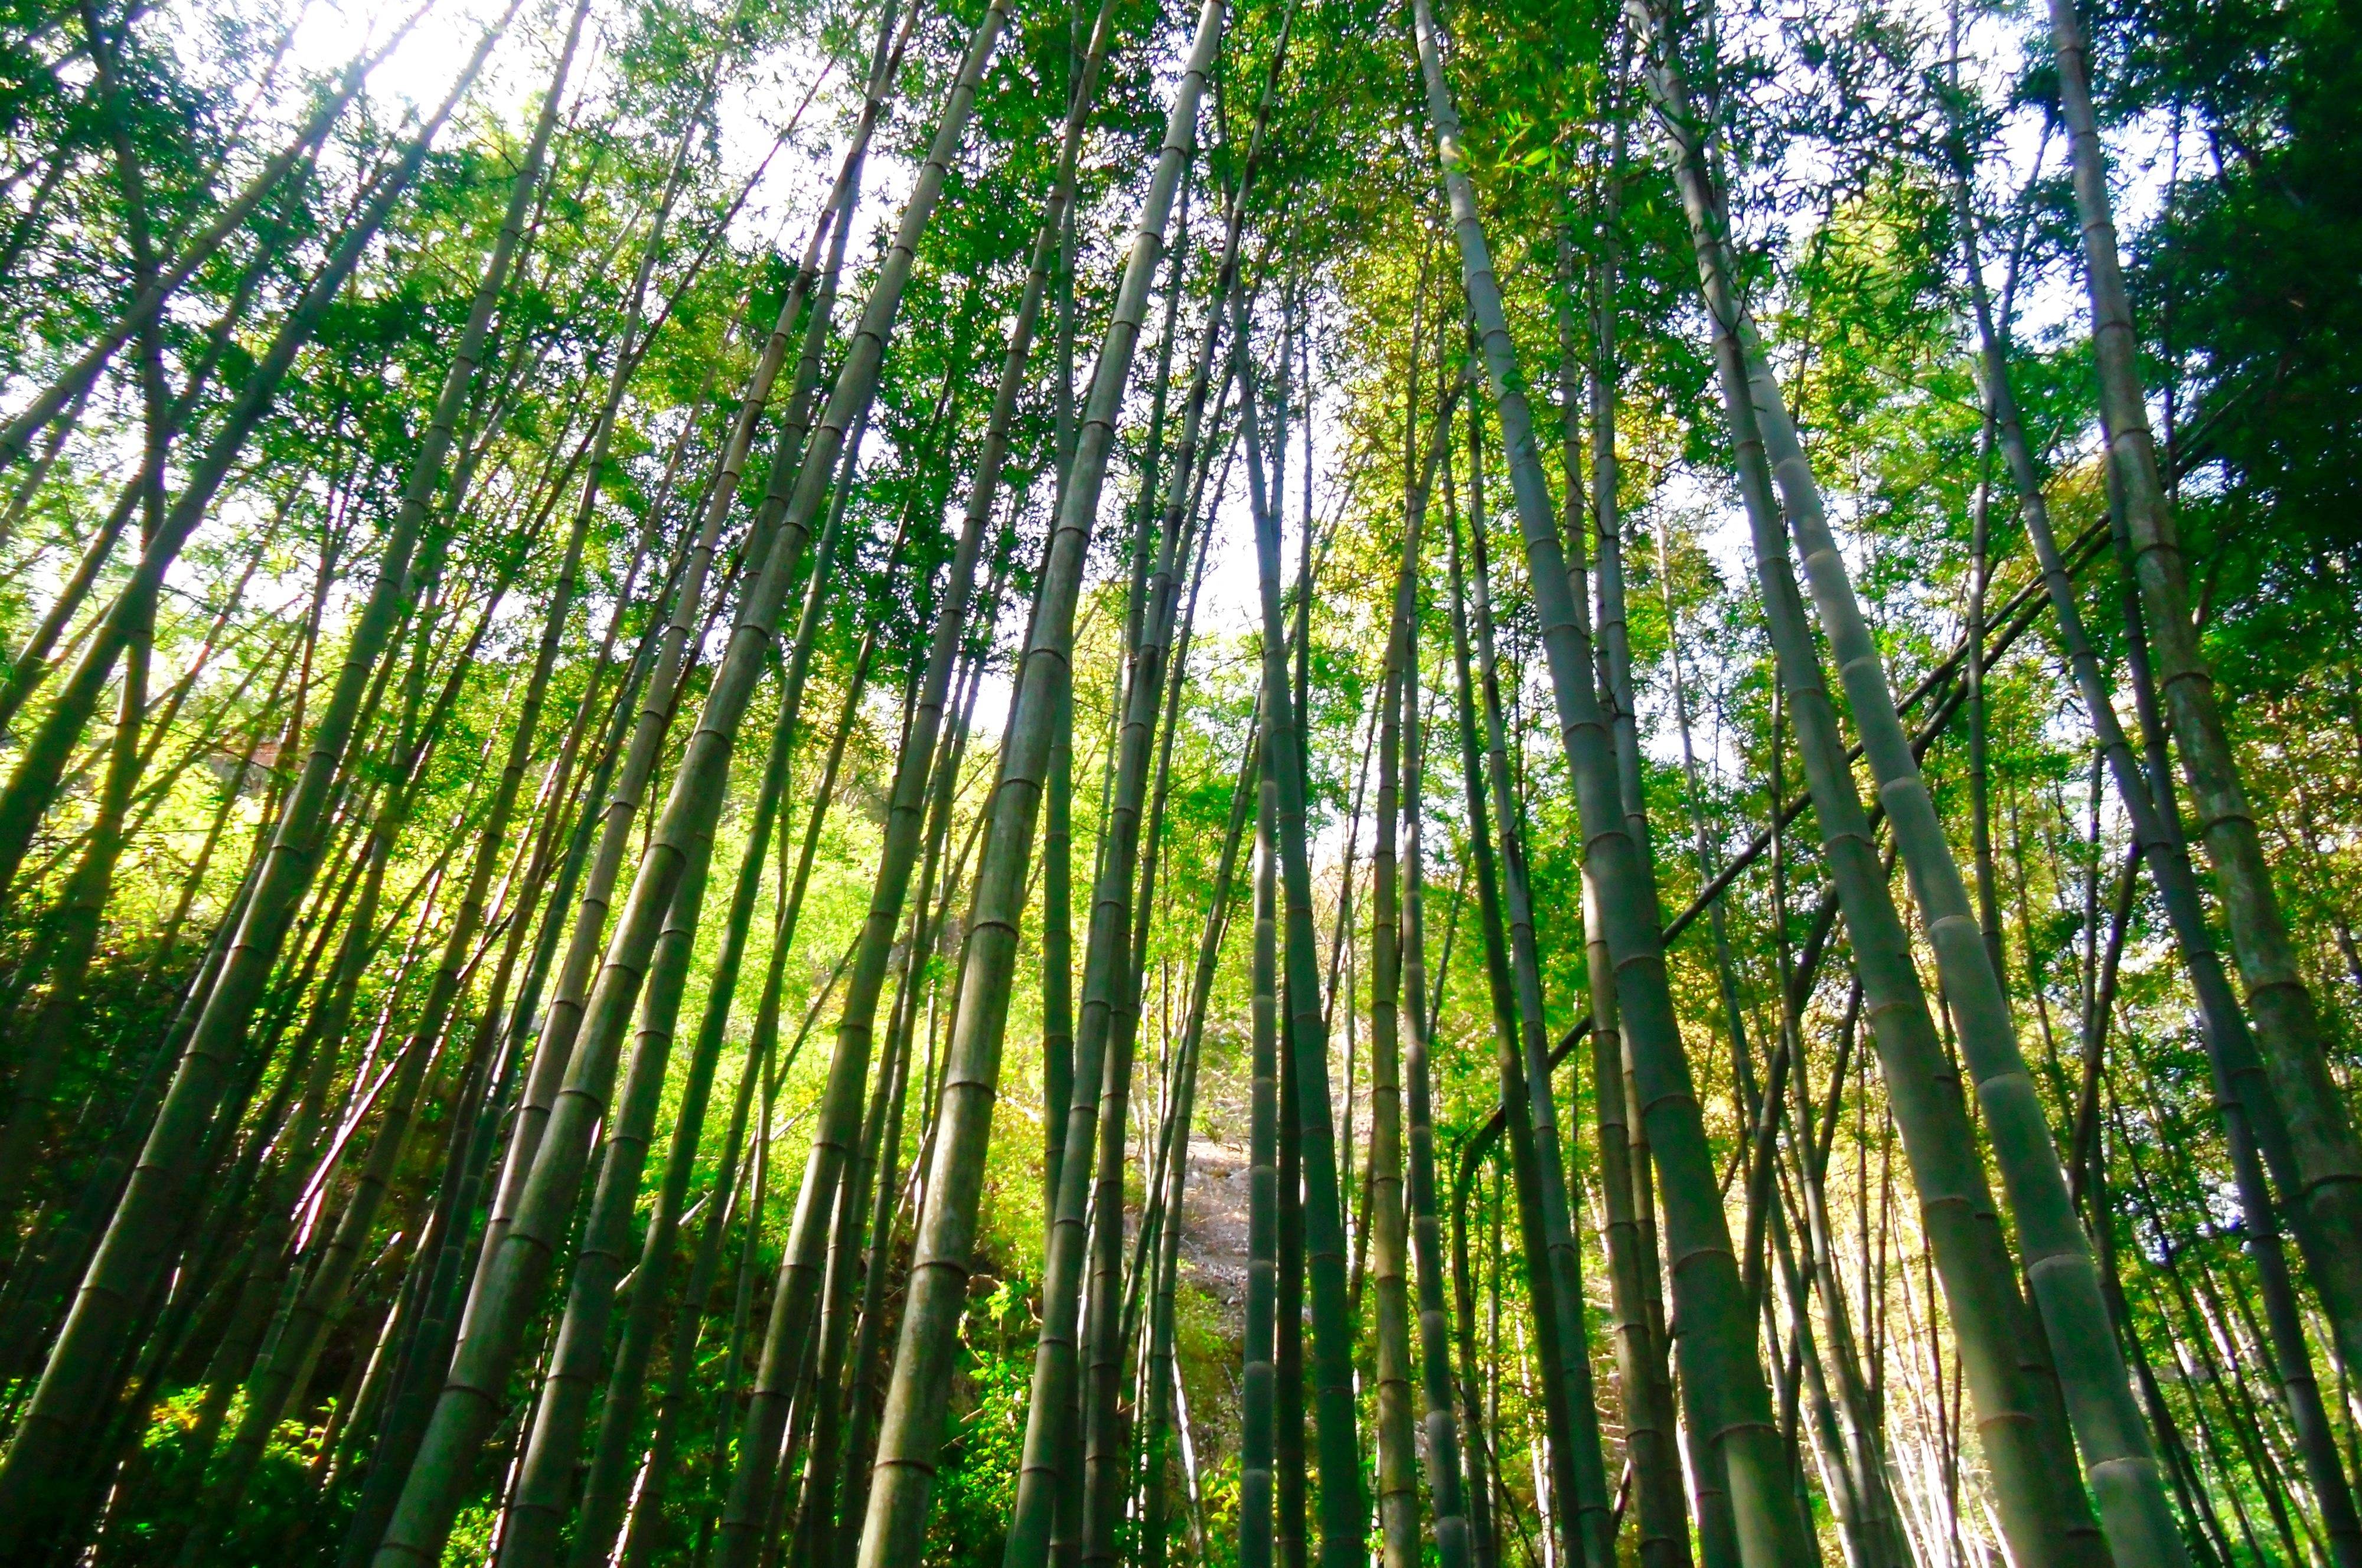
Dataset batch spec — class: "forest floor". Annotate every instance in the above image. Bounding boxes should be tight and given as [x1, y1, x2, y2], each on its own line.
[1175, 1130, 1252, 1321]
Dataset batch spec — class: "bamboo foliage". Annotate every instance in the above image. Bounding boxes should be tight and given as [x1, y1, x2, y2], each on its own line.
[0, 1, 2355, 1566]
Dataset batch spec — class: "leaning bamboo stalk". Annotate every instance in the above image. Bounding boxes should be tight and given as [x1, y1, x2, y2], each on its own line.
[1583, 113, 1651, 867]
[2041, 0, 2362, 1347]
[0, 854, 259, 1371]
[783, 508, 994, 1568]
[224, 17, 618, 1541]
[332, 857, 569, 1568]
[1634, 22, 2187, 1538]
[1001, 13, 1254, 1566]
[459, 87, 882, 1325]
[723, 26, 1111, 1567]
[1075, 213, 1219, 1568]
[493, 786, 723, 1568]
[1100, 365, 1232, 1474]
[354, 437, 691, 1515]
[0, 12, 510, 910]
[1947, 136, 2362, 1560]
[850, 10, 1222, 1565]
[1698, 303, 2077, 1568]
[821, 932, 918, 1568]
[1407, 4, 1811, 1563]
[791, 887, 928, 1568]
[1661, 523, 1897, 1568]
[195, 585, 529, 1545]
[1136, 956, 1215, 1568]
[1460, 411, 1616, 1568]
[622, 936, 852, 1568]
[1046, 237, 1186, 1568]
[797, 860, 932, 1568]
[502, 370, 886, 1568]
[572, 447, 911, 1568]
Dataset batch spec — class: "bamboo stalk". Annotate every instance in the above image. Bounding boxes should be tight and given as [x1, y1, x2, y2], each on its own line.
[847, 9, 1221, 1564]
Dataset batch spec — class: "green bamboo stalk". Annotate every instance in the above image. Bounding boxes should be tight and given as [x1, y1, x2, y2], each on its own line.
[789, 564, 995, 1568]
[723, 29, 1110, 1568]
[459, 96, 874, 1328]
[1449, 1138, 1504, 1568]
[1661, 522, 1901, 1568]
[1043, 663, 1077, 1217]
[1714, 191, 2185, 1568]
[1440, 452, 1592, 1568]
[1241, 734, 1283, 1568]
[1277, 1024, 1310, 1568]
[443, 341, 748, 1568]
[622, 936, 850, 1568]
[1371, 606, 1421, 1568]
[1407, 4, 1813, 1563]
[1581, 147, 1725, 1565]
[824, 917, 920, 1568]
[1626, 12, 2178, 1541]
[2041, 0, 2362, 1374]
[1590, 561, 1698, 1568]
[1140, 721, 1252, 1568]
[1460, 407, 1616, 1568]
[505, 369, 884, 1568]
[233, 22, 624, 1545]
[1630, 33, 2110, 1550]
[1001, 12, 1252, 1563]
[1232, 277, 1367, 1568]
[369, 16, 1008, 1563]
[789, 923, 918, 1568]
[1076, 200, 1232, 1568]
[1398, 413, 1476, 1568]
[847, 10, 1222, 1562]
[1947, 133, 2362, 1562]
[581, 440, 917, 1568]
[1104, 423, 1231, 1518]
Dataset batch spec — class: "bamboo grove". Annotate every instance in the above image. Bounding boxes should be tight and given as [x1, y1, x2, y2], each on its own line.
[2, 0, 2359, 1559]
